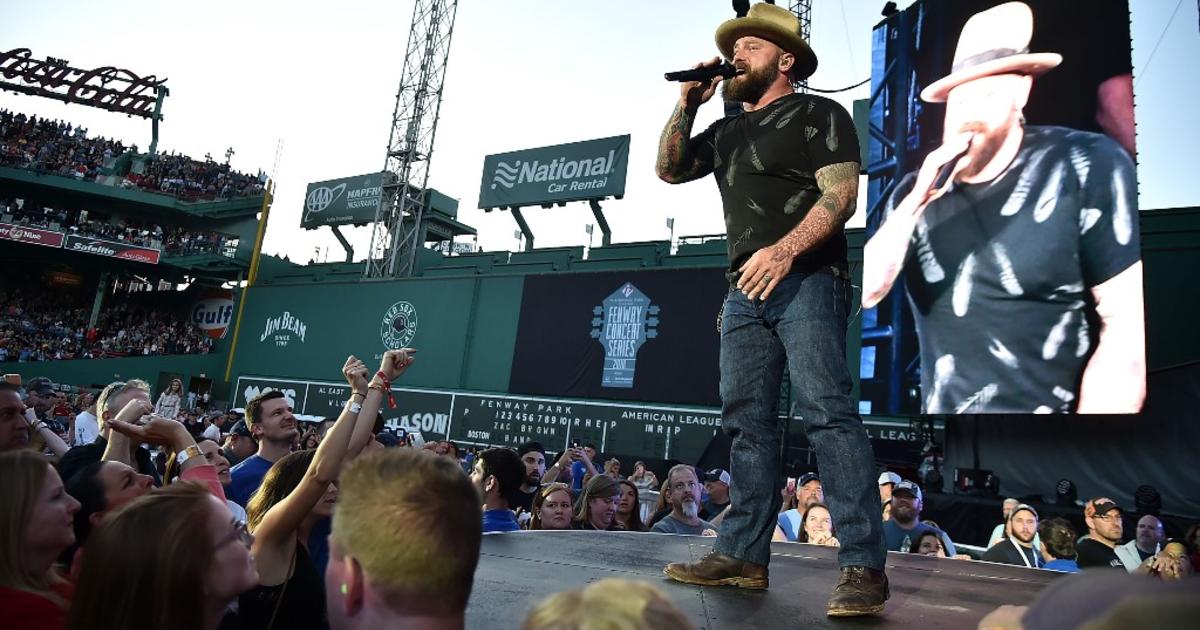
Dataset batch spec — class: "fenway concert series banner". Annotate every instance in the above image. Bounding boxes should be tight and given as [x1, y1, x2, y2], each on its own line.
[509, 268, 727, 407]
[0, 222, 65, 248]
[62, 234, 161, 264]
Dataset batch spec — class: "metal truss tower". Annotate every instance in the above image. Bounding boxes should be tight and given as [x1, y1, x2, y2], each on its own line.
[365, 0, 459, 278]
[789, 0, 813, 92]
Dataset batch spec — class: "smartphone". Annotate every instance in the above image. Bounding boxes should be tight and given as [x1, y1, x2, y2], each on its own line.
[571, 439, 580, 449]
[410, 431, 426, 449]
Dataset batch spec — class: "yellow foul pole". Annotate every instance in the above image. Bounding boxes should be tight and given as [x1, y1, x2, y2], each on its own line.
[224, 179, 273, 383]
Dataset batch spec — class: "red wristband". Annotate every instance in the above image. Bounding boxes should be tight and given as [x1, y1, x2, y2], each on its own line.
[374, 371, 396, 409]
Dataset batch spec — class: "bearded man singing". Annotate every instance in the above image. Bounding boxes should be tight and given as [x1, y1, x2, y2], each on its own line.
[655, 2, 887, 617]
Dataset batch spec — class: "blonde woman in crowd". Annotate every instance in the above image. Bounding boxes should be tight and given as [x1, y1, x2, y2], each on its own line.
[522, 579, 695, 630]
[0, 450, 81, 630]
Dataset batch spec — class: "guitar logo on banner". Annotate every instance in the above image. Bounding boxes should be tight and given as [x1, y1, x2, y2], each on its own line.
[590, 282, 659, 389]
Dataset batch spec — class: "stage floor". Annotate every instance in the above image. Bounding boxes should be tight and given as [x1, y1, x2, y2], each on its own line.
[468, 531, 1061, 629]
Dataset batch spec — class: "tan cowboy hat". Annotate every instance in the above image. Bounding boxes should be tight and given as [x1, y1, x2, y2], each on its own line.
[715, 2, 818, 80]
[921, 1, 1061, 103]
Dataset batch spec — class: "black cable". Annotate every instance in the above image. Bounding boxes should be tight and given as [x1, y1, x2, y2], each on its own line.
[803, 77, 871, 93]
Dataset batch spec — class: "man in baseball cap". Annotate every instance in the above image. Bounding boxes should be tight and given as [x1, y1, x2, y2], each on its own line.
[878, 471, 901, 502]
[703, 468, 732, 515]
[884, 480, 956, 557]
[221, 418, 256, 468]
[1077, 498, 1127, 569]
[982, 504, 1042, 568]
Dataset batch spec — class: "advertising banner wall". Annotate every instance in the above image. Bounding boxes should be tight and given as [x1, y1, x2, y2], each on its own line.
[231, 277, 517, 392]
[62, 234, 161, 264]
[478, 135, 630, 209]
[0, 222, 64, 248]
[301, 172, 388, 229]
[509, 268, 727, 407]
[233, 375, 936, 463]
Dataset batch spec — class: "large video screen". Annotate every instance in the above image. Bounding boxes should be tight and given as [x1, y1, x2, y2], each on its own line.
[861, 0, 1144, 415]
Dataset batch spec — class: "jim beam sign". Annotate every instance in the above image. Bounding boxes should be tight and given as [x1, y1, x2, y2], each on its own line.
[0, 48, 167, 119]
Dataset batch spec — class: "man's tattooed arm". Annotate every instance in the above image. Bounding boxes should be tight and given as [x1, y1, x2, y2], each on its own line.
[656, 103, 712, 184]
[771, 161, 859, 261]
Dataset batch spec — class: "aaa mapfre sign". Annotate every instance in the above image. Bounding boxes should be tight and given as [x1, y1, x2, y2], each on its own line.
[0, 222, 65, 248]
[63, 235, 161, 264]
[478, 135, 630, 210]
[0, 48, 167, 119]
[300, 172, 388, 229]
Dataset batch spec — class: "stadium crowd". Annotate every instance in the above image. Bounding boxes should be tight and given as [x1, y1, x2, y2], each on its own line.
[0, 109, 265, 201]
[0, 351, 1196, 630]
[0, 280, 214, 363]
[1, 196, 234, 257]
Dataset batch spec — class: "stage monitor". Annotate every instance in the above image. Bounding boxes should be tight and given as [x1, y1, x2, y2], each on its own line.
[860, 0, 1144, 415]
[478, 134, 630, 210]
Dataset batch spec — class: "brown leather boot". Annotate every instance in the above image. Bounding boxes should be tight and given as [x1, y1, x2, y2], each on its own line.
[663, 551, 769, 590]
[826, 566, 889, 617]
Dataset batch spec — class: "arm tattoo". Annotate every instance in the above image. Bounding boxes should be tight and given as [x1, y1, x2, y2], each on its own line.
[656, 103, 707, 184]
[772, 161, 859, 260]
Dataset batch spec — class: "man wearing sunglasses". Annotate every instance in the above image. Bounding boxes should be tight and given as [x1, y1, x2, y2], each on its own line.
[1076, 498, 1127, 569]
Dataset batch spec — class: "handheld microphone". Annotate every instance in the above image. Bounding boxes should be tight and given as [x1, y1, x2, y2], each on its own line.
[664, 63, 743, 83]
[931, 140, 972, 191]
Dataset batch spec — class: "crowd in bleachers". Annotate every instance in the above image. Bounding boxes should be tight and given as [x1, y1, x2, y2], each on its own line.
[1, 196, 234, 257]
[0, 280, 214, 363]
[0, 109, 265, 201]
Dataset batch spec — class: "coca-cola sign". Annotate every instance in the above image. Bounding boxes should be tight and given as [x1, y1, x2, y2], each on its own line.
[0, 222, 65, 248]
[63, 234, 161, 264]
[0, 48, 167, 119]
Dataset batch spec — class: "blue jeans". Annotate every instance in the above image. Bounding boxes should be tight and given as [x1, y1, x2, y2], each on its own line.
[712, 270, 886, 571]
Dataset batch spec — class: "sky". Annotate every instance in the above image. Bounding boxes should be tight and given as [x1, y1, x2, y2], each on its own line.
[2, 0, 1197, 261]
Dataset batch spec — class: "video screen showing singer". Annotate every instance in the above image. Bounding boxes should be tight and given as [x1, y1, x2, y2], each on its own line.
[654, 2, 887, 618]
[862, 1, 1145, 414]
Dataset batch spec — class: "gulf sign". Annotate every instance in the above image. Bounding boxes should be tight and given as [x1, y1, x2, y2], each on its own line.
[192, 288, 235, 340]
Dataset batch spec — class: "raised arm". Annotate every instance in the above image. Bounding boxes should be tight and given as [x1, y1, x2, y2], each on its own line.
[655, 58, 721, 184]
[27, 409, 69, 456]
[252, 356, 372, 550]
[737, 161, 860, 301]
[862, 134, 972, 308]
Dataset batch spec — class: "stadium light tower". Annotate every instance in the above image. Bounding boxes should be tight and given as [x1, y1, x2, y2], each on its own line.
[788, 0, 813, 92]
[365, 0, 459, 278]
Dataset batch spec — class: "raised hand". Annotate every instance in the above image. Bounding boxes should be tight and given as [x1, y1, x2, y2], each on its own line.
[342, 355, 370, 394]
[113, 398, 154, 426]
[681, 57, 725, 110]
[378, 348, 416, 381]
[108, 414, 190, 451]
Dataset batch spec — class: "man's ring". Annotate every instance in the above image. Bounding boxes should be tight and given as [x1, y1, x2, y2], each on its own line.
[762, 274, 772, 283]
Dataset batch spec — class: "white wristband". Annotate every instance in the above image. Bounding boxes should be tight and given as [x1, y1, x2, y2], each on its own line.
[347, 400, 363, 414]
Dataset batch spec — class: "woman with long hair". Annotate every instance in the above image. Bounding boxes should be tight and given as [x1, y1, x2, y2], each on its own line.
[155, 378, 184, 419]
[239, 352, 408, 630]
[798, 502, 839, 546]
[573, 474, 624, 531]
[911, 530, 947, 558]
[615, 479, 647, 532]
[66, 483, 258, 630]
[0, 450, 81, 630]
[528, 483, 574, 530]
